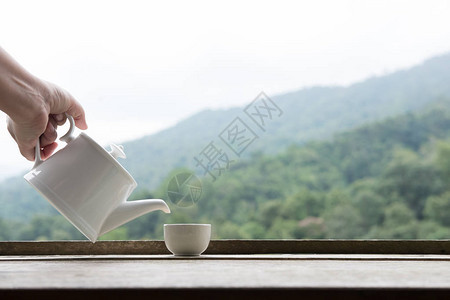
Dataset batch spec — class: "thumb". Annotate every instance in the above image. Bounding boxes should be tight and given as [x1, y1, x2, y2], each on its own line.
[46, 82, 88, 130]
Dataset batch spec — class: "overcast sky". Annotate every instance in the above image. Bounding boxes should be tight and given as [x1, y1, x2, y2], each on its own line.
[1, 0, 450, 180]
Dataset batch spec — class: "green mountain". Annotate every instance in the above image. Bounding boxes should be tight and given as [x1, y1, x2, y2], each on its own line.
[1, 98, 449, 240]
[122, 53, 450, 189]
[1, 52, 450, 223]
[189, 99, 450, 239]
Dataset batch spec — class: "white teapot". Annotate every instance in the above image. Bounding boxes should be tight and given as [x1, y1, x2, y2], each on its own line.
[24, 115, 170, 242]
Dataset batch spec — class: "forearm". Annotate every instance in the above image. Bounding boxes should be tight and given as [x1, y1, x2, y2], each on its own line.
[0, 47, 45, 122]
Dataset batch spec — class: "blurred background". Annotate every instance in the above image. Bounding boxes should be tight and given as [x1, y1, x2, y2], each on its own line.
[0, 0, 449, 240]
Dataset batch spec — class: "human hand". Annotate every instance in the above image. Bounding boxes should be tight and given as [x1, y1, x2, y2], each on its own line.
[0, 47, 87, 161]
[6, 80, 88, 161]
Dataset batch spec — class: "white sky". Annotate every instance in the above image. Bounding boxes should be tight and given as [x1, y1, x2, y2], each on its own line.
[1, 0, 450, 180]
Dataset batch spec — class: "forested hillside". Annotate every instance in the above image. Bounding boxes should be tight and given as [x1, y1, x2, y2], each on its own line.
[122, 53, 450, 190]
[1, 99, 448, 240]
[2, 53, 450, 223]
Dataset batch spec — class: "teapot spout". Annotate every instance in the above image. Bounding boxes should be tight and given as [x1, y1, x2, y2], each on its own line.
[99, 199, 170, 237]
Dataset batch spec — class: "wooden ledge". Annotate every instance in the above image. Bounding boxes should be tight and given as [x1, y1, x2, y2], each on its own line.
[1, 240, 449, 255]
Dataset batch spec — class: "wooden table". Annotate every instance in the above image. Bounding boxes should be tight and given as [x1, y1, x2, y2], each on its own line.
[1, 253, 449, 299]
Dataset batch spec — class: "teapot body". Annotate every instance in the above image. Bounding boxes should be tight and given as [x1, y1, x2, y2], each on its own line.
[24, 132, 136, 241]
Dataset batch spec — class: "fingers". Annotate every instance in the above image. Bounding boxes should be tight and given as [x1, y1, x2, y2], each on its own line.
[7, 116, 39, 161]
[40, 142, 58, 160]
[47, 83, 88, 130]
[15, 137, 36, 162]
[21, 122, 58, 161]
[17, 139, 36, 161]
[53, 113, 66, 126]
[39, 119, 57, 149]
[65, 98, 88, 130]
[29, 83, 88, 162]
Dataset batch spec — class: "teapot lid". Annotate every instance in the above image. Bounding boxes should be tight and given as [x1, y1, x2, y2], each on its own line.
[109, 144, 126, 159]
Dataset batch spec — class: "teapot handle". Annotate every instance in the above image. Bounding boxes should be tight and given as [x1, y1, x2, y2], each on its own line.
[33, 113, 75, 168]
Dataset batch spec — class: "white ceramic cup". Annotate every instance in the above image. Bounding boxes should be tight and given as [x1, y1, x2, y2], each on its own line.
[164, 224, 211, 256]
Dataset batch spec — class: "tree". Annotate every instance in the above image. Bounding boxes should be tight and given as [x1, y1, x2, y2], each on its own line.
[296, 217, 326, 239]
[417, 221, 450, 239]
[352, 190, 386, 230]
[217, 221, 244, 239]
[424, 192, 450, 227]
[18, 215, 84, 240]
[266, 218, 298, 239]
[258, 200, 283, 228]
[378, 148, 442, 218]
[280, 189, 325, 220]
[239, 222, 266, 239]
[324, 205, 365, 239]
[435, 141, 450, 189]
[369, 202, 418, 239]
